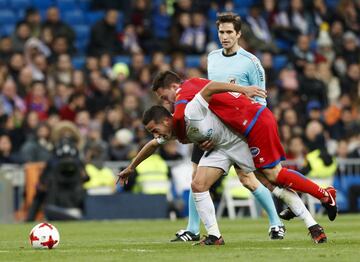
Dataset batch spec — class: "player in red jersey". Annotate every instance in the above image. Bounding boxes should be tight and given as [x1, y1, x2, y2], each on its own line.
[152, 70, 337, 222]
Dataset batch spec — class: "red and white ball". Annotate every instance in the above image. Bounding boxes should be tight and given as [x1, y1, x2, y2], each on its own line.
[29, 223, 60, 249]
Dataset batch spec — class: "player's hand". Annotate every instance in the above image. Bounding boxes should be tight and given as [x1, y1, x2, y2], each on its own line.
[116, 166, 134, 186]
[243, 86, 267, 98]
[199, 139, 214, 151]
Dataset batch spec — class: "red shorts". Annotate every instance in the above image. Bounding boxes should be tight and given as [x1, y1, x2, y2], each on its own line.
[246, 108, 286, 169]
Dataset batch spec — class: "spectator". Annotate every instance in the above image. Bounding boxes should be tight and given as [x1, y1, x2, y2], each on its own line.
[42, 7, 75, 53]
[336, 0, 360, 34]
[20, 122, 53, 163]
[317, 61, 341, 104]
[88, 9, 121, 56]
[51, 54, 73, 85]
[109, 128, 137, 161]
[0, 133, 23, 164]
[0, 37, 13, 63]
[8, 53, 25, 83]
[340, 63, 360, 98]
[130, 0, 153, 51]
[22, 8, 42, 38]
[243, 4, 278, 53]
[340, 31, 360, 66]
[16, 66, 33, 98]
[25, 81, 50, 120]
[290, 34, 315, 73]
[298, 62, 328, 106]
[59, 92, 86, 121]
[0, 79, 26, 115]
[11, 22, 31, 53]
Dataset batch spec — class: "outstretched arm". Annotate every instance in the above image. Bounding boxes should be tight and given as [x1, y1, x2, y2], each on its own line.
[117, 139, 160, 185]
[200, 81, 267, 102]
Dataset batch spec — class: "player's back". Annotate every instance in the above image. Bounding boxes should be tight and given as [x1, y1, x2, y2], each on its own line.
[184, 94, 242, 148]
[207, 48, 266, 105]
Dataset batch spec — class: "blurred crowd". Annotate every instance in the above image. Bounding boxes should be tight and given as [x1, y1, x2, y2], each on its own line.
[0, 0, 359, 170]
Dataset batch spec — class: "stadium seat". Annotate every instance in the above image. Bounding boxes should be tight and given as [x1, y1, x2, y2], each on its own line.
[78, 0, 91, 10]
[75, 39, 88, 54]
[234, 7, 249, 18]
[273, 55, 289, 71]
[185, 55, 201, 68]
[10, 0, 32, 9]
[73, 24, 90, 40]
[233, 0, 255, 8]
[275, 38, 292, 51]
[57, 0, 78, 11]
[85, 11, 105, 25]
[0, 0, 7, 8]
[216, 168, 258, 219]
[33, 0, 54, 10]
[114, 55, 131, 65]
[63, 9, 85, 25]
[72, 56, 85, 70]
[1, 24, 15, 36]
[0, 10, 17, 24]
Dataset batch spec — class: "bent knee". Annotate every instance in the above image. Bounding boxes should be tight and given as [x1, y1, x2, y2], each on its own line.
[191, 180, 208, 193]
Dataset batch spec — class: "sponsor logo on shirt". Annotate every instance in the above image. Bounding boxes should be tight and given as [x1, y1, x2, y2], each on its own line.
[250, 147, 260, 157]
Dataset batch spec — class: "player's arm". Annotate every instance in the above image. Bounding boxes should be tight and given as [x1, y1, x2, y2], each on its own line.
[247, 58, 267, 105]
[199, 81, 267, 103]
[117, 139, 160, 185]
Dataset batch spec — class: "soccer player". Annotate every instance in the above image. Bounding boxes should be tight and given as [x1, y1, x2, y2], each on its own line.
[119, 73, 331, 244]
[172, 12, 282, 242]
[151, 72, 337, 225]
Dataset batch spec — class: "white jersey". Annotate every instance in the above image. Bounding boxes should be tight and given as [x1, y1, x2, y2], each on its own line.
[184, 94, 255, 173]
[184, 94, 242, 148]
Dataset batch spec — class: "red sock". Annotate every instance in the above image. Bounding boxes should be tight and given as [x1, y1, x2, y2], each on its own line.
[276, 168, 327, 200]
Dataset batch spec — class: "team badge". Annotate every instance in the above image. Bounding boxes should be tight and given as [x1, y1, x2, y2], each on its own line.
[250, 147, 260, 157]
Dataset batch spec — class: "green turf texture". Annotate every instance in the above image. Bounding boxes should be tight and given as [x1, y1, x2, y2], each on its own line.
[1, 214, 360, 262]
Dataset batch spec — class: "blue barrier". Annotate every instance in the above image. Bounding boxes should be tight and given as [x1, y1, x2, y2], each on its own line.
[84, 193, 168, 220]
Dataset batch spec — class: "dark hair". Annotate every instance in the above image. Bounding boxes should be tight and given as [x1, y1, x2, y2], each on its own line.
[142, 105, 172, 125]
[152, 70, 181, 92]
[216, 12, 242, 32]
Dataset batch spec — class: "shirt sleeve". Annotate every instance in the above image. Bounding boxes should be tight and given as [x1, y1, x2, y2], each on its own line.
[184, 94, 208, 121]
[248, 58, 267, 105]
[172, 101, 187, 143]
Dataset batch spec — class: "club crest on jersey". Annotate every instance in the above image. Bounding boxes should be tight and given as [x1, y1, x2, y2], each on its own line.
[250, 147, 260, 157]
[206, 128, 213, 139]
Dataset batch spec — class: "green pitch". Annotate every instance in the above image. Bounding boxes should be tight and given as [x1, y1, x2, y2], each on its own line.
[1, 214, 360, 262]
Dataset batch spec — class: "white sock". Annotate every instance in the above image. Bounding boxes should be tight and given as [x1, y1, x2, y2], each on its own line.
[193, 191, 221, 238]
[272, 187, 317, 228]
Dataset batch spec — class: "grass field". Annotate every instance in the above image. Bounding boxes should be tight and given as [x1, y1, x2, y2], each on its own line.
[1, 214, 360, 262]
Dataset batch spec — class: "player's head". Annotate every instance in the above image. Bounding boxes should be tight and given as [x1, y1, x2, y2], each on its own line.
[142, 105, 173, 140]
[152, 70, 181, 104]
[216, 12, 242, 51]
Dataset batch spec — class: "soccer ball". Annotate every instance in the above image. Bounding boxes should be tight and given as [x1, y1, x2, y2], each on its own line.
[29, 223, 60, 249]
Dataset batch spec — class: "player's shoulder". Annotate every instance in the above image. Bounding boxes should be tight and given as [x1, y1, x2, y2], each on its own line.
[207, 48, 223, 58]
[237, 48, 262, 65]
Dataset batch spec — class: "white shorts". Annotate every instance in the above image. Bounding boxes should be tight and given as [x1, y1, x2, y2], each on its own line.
[198, 140, 256, 174]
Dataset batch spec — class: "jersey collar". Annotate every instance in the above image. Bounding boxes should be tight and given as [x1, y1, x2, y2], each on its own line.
[222, 49, 238, 57]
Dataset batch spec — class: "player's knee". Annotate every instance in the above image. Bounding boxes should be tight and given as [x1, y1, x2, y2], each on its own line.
[239, 175, 258, 191]
[191, 180, 207, 193]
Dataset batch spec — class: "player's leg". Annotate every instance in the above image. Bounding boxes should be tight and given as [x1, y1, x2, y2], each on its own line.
[255, 172, 327, 243]
[171, 146, 203, 242]
[192, 166, 225, 245]
[248, 110, 337, 221]
[261, 164, 337, 221]
[236, 169, 285, 240]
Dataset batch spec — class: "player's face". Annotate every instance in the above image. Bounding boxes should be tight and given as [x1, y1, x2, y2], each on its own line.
[145, 119, 172, 140]
[218, 23, 240, 52]
[155, 86, 176, 106]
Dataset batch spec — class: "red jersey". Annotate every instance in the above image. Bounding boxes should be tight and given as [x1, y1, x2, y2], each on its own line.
[173, 78, 265, 141]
